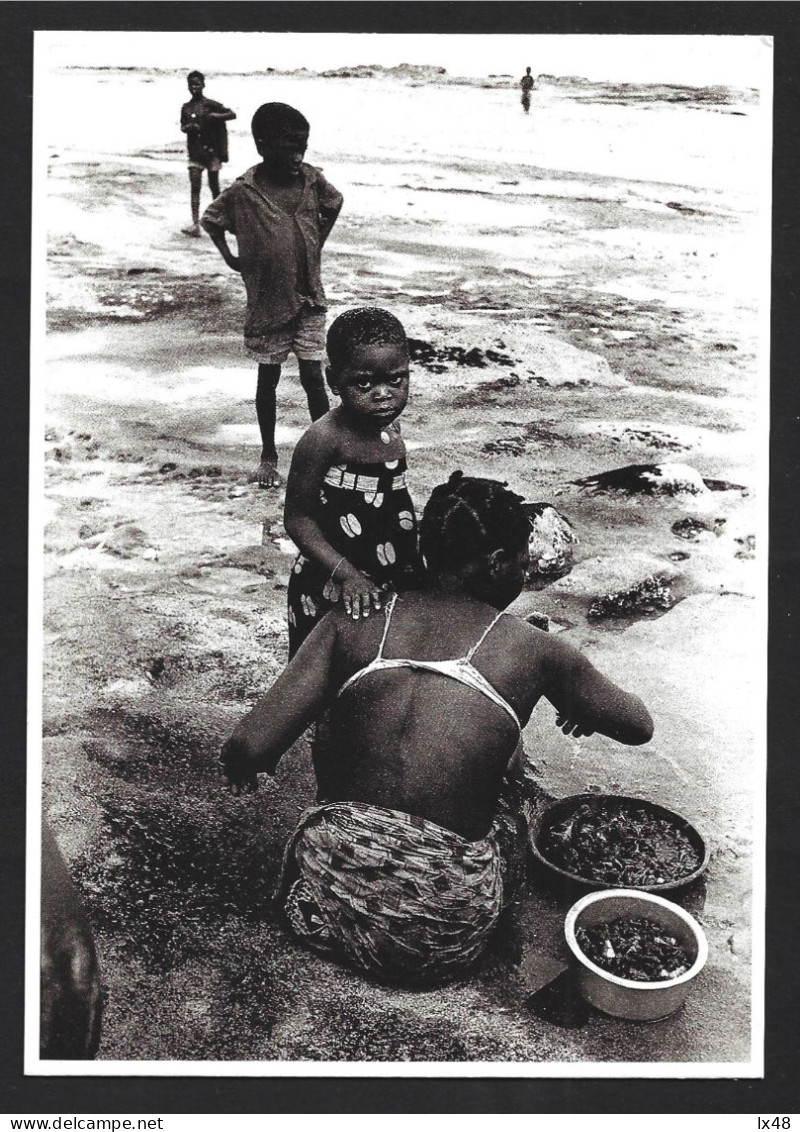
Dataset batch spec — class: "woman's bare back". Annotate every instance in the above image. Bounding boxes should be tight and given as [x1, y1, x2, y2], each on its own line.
[321, 591, 548, 838]
[222, 581, 652, 821]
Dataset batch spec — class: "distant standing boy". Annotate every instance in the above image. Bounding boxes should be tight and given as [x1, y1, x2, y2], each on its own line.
[201, 103, 343, 488]
[520, 67, 534, 113]
[180, 71, 236, 237]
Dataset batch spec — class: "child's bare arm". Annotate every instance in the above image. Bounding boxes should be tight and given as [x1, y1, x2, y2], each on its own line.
[180, 105, 196, 134]
[221, 613, 339, 791]
[541, 635, 653, 745]
[319, 200, 342, 246]
[206, 106, 236, 122]
[284, 426, 346, 575]
[284, 426, 383, 619]
[316, 174, 343, 246]
[200, 217, 241, 272]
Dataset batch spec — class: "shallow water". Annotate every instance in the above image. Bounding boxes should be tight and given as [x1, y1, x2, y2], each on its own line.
[44, 68, 761, 195]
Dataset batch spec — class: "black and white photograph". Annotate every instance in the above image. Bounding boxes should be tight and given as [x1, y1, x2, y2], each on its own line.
[27, 22, 771, 1078]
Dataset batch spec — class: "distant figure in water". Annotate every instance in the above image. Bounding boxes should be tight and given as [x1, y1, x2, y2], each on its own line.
[520, 66, 535, 113]
[180, 71, 236, 237]
[221, 473, 653, 985]
[40, 823, 103, 1059]
[202, 103, 343, 488]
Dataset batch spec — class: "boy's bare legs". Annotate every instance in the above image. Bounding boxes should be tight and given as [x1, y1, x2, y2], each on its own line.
[253, 364, 282, 488]
[251, 362, 329, 488]
[298, 360, 330, 421]
[184, 167, 203, 237]
[208, 170, 221, 199]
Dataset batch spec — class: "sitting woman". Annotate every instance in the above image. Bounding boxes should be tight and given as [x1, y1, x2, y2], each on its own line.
[221, 472, 653, 984]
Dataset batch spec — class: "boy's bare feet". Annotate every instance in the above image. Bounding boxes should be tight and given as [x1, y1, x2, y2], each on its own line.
[249, 457, 282, 489]
[182, 226, 202, 238]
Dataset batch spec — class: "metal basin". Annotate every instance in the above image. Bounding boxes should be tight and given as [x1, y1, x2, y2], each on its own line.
[564, 889, 709, 1021]
[530, 792, 710, 894]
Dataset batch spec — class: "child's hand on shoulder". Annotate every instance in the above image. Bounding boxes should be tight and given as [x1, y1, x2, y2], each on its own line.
[337, 563, 385, 620]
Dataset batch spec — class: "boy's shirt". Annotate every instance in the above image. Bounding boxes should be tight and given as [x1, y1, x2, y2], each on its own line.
[180, 96, 232, 164]
[202, 163, 343, 338]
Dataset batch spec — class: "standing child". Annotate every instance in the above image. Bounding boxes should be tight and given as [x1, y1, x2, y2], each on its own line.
[180, 71, 236, 237]
[283, 308, 423, 657]
[201, 102, 343, 488]
[519, 67, 535, 113]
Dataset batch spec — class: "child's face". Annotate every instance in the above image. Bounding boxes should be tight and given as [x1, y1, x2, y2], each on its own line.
[256, 128, 309, 179]
[330, 343, 410, 428]
[187, 76, 204, 97]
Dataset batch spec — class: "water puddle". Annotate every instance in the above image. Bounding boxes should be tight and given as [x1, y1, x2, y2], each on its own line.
[213, 423, 302, 447]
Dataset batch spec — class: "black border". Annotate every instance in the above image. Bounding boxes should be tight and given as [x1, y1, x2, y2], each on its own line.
[3, 1, 798, 1114]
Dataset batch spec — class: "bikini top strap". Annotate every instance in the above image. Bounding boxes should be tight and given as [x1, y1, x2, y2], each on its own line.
[376, 592, 399, 659]
[465, 609, 508, 662]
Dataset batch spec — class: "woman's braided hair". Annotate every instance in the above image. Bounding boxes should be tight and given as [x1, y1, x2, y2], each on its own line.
[419, 471, 528, 576]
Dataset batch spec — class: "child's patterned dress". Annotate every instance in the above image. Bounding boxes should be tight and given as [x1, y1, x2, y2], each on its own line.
[287, 453, 422, 657]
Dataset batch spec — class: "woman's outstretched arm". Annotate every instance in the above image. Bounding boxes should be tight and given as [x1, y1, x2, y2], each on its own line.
[221, 612, 339, 791]
[541, 634, 654, 746]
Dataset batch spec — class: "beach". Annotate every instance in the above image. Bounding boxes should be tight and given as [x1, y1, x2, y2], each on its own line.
[36, 64, 765, 1065]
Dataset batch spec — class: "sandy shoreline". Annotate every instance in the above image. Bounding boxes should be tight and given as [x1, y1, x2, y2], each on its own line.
[37, 69, 763, 1064]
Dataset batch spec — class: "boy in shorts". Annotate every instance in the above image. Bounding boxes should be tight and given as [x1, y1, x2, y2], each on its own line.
[180, 71, 236, 237]
[201, 102, 344, 487]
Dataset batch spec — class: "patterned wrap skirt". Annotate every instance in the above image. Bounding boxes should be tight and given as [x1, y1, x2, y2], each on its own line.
[276, 783, 529, 985]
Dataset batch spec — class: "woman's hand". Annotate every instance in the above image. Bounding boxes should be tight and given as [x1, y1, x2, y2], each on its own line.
[220, 736, 259, 795]
[555, 712, 595, 738]
[338, 565, 384, 620]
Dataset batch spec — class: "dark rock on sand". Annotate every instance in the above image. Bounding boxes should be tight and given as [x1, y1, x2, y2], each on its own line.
[481, 419, 564, 456]
[523, 503, 578, 583]
[47, 444, 73, 463]
[575, 462, 709, 496]
[588, 575, 674, 621]
[666, 200, 700, 215]
[672, 517, 727, 541]
[79, 520, 106, 541]
[481, 430, 525, 456]
[702, 477, 748, 494]
[408, 337, 514, 372]
[613, 427, 688, 452]
[102, 524, 154, 559]
[734, 534, 756, 560]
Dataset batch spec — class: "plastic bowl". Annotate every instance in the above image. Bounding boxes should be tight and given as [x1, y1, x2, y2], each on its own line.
[530, 792, 710, 894]
[565, 889, 709, 1021]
